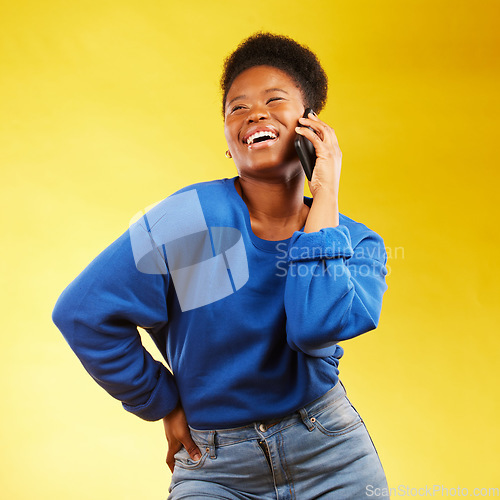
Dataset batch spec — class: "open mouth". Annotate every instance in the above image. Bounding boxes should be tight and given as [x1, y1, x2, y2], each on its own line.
[244, 130, 279, 149]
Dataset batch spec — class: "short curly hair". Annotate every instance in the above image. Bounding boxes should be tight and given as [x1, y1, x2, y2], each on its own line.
[220, 32, 328, 117]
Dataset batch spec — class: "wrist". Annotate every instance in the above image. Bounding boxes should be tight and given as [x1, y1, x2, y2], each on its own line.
[310, 186, 338, 202]
[163, 400, 182, 421]
[304, 194, 339, 232]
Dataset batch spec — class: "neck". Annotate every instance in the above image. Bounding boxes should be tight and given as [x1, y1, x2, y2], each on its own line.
[234, 172, 310, 239]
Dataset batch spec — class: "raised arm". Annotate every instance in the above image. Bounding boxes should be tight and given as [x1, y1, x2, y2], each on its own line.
[288, 111, 388, 357]
[284, 224, 388, 358]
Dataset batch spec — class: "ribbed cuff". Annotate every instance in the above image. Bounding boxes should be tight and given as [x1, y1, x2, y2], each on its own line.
[122, 364, 179, 421]
[287, 226, 353, 262]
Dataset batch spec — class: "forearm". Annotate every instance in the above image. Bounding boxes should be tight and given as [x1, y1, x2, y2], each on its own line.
[304, 189, 339, 233]
[296, 111, 342, 233]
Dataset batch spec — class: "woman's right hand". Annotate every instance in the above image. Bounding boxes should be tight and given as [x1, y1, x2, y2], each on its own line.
[163, 402, 201, 472]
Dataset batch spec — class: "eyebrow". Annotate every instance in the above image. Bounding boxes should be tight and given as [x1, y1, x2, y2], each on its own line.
[265, 88, 289, 95]
[226, 88, 290, 108]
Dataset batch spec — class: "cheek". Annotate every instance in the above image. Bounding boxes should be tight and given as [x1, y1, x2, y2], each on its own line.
[223, 124, 236, 146]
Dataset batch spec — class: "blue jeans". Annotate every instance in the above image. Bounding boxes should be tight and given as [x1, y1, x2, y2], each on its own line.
[168, 380, 389, 499]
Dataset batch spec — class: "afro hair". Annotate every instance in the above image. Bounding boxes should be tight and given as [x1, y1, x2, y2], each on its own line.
[221, 32, 328, 117]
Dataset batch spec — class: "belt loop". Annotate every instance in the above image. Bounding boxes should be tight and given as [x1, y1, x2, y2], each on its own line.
[299, 408, 315, 431]
[207, 430, 217, 459]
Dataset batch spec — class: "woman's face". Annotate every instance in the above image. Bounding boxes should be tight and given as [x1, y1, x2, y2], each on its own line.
[224, 65, 306, 178]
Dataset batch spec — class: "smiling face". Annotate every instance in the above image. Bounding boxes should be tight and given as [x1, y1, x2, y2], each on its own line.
[224, 65, 306, 179]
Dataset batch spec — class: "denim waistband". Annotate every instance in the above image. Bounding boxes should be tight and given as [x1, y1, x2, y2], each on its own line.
[189, 380, 347, 450]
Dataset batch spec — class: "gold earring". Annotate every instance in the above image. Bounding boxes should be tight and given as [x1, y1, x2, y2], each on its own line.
[225, 150, 232, 159]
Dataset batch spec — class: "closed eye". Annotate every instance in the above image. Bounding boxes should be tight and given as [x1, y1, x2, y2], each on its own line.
[267, 97, 284, 104]
[230, 97, 284, 114]
[231, 105, 246, 113]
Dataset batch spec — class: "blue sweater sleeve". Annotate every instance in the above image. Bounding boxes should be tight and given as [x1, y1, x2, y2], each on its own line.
[52, 229, 179, 421]
[284, 224, 388, 357]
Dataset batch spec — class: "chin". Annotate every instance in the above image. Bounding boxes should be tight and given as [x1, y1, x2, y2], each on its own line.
[241, 159, 304, 182]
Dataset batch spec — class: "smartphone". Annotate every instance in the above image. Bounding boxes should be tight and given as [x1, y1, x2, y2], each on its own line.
[294, 108, 316, 181]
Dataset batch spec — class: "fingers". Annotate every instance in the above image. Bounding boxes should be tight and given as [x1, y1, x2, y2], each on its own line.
[184, 438, 202, 462]
[296, 112, 343, 197]
[172, 420, 201, 461]
[295, 113, 341, 157]
[165, 437, 181, 472]
[297, 114, 340, 148]
[163, 403, 201, 472]
[165, 437, 201, 473]
[166, 448, 176, 473]
[295, 123, 323, 146]
[299, 113, 325, 138]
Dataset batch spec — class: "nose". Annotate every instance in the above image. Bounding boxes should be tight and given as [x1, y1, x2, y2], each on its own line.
[247, 105, 270, 123]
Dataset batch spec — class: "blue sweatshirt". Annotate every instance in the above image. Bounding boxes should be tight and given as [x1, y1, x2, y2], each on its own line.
[52, 177, 388, 429]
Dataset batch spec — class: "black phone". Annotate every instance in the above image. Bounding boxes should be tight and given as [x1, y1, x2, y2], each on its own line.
[294, 108, 316, 181]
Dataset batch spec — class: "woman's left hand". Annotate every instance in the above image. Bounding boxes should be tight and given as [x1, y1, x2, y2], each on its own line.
[295, 112, 342, 199]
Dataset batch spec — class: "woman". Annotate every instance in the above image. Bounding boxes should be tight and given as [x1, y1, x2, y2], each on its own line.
[53, 33, 390, 499]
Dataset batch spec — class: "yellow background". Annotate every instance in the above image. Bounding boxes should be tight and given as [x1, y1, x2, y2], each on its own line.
[1, 1, 498, 498]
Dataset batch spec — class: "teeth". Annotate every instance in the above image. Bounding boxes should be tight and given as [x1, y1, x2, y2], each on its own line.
[246, 130, 277, 145]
